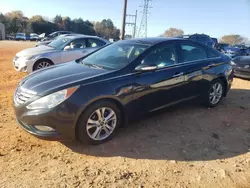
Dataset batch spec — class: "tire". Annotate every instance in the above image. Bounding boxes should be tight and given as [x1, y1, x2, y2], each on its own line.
[76, 101, 121, 145]
[204, 79, 225, 107]
[33, 59, 53, 71]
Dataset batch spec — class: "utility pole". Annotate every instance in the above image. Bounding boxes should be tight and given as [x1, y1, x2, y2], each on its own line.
[121, 0, 128, 40]
[138, 0, 151, 38]
[125, 10, 137, 38]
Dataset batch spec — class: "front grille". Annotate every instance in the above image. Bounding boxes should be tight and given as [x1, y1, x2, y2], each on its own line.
[14, 87, 36, 105]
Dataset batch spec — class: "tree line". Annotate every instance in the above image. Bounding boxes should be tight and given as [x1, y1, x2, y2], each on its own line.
[0, 11, 120, 40]
[162, 27, 249, 45]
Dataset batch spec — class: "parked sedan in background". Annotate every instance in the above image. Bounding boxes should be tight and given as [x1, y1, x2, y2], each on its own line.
[217, 43, 229, 52]
[177, 34, 215, 48]
[30, 33, 39, 41]
[232, 56, 250, 79]
[36, 34, 81, 47]
[13, 35, 109, 73]
[224, 46, 249, 58]
[40, 31, 74, 43]
[13, 38, 233, 144]
[15, 33, 26, 41]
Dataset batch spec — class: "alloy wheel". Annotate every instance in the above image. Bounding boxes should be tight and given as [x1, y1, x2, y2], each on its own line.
[209, 82, 223, 105]
[86, 107, 117, 141]
[37, 61, 51, 69]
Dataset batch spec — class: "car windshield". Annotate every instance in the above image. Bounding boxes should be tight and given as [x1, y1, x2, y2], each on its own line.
[81, 42, 149, 70]
[48, 37, 70, 49]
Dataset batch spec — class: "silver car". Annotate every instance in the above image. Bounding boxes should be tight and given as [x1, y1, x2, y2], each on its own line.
[13, 35, 109, 73]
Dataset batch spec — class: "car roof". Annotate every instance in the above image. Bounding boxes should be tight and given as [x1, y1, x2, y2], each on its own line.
[122, 37, 183, 45]
[49, 31, 73, 35]
[64, 35, 108, 41]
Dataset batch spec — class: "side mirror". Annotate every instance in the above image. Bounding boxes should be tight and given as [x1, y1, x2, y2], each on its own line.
[135, 64, 157, 72]
[64, 46, 71, 51]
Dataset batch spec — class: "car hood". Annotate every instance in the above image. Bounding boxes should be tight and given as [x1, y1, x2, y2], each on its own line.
[19, 61, 110, 95]
[16, 45, 57, 57]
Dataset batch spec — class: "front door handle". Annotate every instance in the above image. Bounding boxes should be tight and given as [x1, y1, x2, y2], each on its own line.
[172, 72, 184, 77]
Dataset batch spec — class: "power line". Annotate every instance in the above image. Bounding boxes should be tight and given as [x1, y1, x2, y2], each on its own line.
[138, 0, 152, 38]
[125, 10, 137, 38]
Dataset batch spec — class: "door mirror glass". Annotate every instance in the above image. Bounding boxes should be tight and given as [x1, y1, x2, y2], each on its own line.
[135, 64, 157, 72]
[64, 46, 71, 51]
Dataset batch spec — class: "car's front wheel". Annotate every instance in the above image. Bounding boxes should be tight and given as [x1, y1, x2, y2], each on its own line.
[33, 60, 53, 71]
[76, 101, 121, 145]
[204, 79, 225, 107]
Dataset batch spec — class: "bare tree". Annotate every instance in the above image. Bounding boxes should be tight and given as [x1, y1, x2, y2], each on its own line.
[220, 35, 248, 45]
[163, 27, 184, 37]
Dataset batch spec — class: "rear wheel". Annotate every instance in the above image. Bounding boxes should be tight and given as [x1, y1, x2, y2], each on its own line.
[204, 79, 225, 107]
[76, 101, 121, 145]
[33, 60, 53, 71]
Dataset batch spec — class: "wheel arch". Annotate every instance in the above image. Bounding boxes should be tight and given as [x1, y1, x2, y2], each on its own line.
[33, 58, 54, 71]
[75, 97, 127, 138]
[215, 75, 228, 97]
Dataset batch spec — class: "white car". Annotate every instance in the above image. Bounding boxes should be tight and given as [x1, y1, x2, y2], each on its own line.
[13, 35, 109, 73]
[30, 33, 39, 41]
[15, 33, 26, 41]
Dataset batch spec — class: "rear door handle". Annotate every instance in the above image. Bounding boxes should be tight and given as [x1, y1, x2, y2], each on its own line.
[172, 72, 184, 77]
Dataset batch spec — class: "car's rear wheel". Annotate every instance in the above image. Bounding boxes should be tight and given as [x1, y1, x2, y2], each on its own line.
[204, 79, 224, 107]
[76, 101, 121, 145]
[33, 60, 53, 71]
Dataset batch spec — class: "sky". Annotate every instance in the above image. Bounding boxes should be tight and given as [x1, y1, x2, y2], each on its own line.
[1, 0, 250, 39]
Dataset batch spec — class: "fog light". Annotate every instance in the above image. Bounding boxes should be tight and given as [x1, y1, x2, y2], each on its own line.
[22, 66, 27, 72]
[34, 125, 55, 132]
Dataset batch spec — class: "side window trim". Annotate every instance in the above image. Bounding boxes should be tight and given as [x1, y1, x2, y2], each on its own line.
[177, 41, 209, 64]
[70, 38, 87, 50]
[87, 38, 106, 48]
[140, 42, 179, 70]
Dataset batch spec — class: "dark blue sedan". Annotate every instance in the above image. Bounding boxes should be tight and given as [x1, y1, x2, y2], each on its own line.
[13, 38, 234, 144]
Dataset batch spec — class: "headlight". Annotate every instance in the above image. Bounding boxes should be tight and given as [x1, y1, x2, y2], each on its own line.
[230, 61, 236, 66]
[27, 86, 79, 109]
[24, 55, 37, 60]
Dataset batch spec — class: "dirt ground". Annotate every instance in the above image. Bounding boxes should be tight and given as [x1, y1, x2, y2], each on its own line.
[0, 41, 250, 188]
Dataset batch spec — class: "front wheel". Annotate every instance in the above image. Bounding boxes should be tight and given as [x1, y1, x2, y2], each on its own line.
[76, 101, 121, 145]
[33, 60, 53, 71]
[204, 79, 225, 107]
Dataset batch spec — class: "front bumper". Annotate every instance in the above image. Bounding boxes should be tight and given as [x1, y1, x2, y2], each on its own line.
[13, 58, 35, 73]
[16, 119, 61, 140]
[14, 101, 79, 140]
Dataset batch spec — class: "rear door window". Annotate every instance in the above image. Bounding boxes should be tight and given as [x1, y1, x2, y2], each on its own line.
[69, 39, 87, 49]
[180, 43, 207, 63]
[87, 38, 106, 48]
